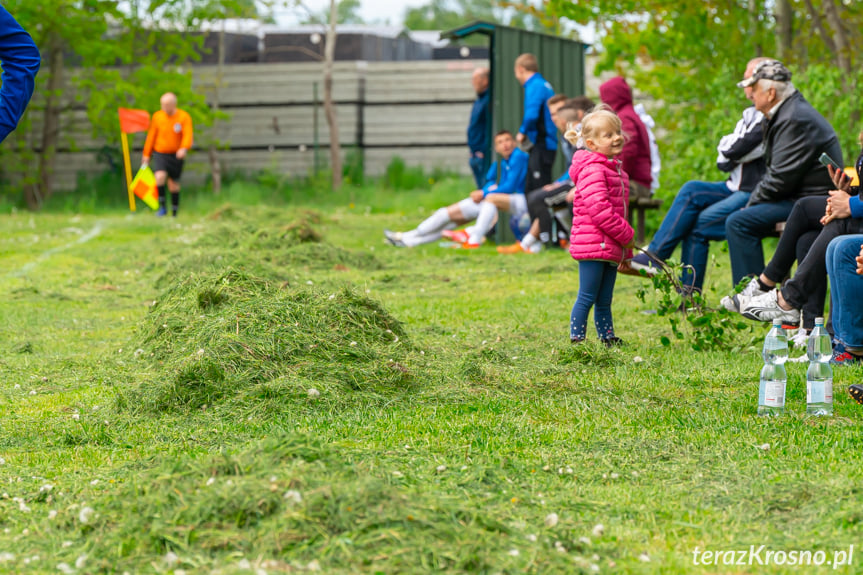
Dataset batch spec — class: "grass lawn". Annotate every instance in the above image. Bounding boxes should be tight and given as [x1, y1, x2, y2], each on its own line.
[1, 181, 862, 574]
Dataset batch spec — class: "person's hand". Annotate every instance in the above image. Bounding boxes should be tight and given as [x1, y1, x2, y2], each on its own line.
[820, 189, 852, 225]
[470, 190, 484, 203]
[857, 245, 863, 275]
[565, 189, 575, 203]
[827, 165, 851, 193]
[176, 148, 187, 160]
[141, 157, 149, 168]
[618, 260, 633, 274]
[475, 152, 484, 159]
[516, 133, 526, 144]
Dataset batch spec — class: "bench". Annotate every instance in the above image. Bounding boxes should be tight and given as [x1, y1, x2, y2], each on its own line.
[628, 197, 664, 245]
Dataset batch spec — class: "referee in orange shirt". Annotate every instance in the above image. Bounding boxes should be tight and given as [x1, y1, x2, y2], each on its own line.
[142, 93, 193, 217]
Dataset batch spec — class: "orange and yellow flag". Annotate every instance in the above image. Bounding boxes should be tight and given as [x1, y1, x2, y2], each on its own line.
[130, 166, 159, 210]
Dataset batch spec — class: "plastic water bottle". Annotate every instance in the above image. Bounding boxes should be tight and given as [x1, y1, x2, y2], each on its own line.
[758, 319, 788, 416]
[806, 317, 833, 416]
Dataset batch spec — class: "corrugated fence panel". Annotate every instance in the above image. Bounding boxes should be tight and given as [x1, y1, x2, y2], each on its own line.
[19, 60, 488, 191]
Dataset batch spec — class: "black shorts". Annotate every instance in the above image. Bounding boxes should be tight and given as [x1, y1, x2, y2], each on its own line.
[151, 151, 185, 181]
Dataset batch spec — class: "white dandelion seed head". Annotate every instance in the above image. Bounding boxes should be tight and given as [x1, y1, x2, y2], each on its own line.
[164, 551, 179, 565]
[13, 384, 20, 389]
[307, 388, 320, 398]
[307, 560, 321, 571]
[72, 414, 80, 420]
[579, 537, 591, 545]
[29, 390, 36, 396]
[638, 553, 651, 562]
[284, 490, 302, 504]
[590, 564, 600, 572]
[610, 472, 619, 479]
[75, 554, 87, 569]
[392, 470, 403, 477]
[350, 341, 357, 346]
[237, 558, 251, 569]
[78, 506, 94, 524]
[40, 484, 53, 492]
[436, 465, 447, 473]
[526, 533, 538, 542]
[134, 348, 145, 358]
[633, 356, 644, 363]
[328, 294, 336, 300]
[0, 553, 14, 562]
[555, 541, 567, 553]
[90, 479, 99, 486]
[544, 513, 559, 528]
[48, 510, 58, 520]
[591, 524, 605, 537]
[759, 443, 770, 451]
[61, 541, 73, 548]
[206, 477, 216, 486]
[508, 549, 520, 557]
[57, 563, 74, 575]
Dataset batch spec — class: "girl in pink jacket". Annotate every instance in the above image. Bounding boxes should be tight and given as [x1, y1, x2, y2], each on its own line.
[565, 107, 635, 345]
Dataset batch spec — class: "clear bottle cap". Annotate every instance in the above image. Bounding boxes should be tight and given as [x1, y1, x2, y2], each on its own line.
[815, 317, 824, 325]
[772, 319, 783, 326]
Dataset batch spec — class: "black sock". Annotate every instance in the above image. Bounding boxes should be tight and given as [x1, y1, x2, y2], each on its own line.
[756, 278, 772, 292]
[171, 192, 180, 216]
[157, 185, 167, 210]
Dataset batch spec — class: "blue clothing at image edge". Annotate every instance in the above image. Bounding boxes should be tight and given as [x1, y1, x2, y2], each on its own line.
[520, 73, 558, 151]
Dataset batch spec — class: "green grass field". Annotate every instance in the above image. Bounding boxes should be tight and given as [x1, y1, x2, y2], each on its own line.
[2, 181, 862, 574]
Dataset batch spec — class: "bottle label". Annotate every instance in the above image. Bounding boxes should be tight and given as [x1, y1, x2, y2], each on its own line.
[764, 381, 785, 407]
[807, 379, 834, 404]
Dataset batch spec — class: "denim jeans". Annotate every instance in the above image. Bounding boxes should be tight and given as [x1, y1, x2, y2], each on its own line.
[646, 180, 748, 290]
[469, 154, 489, 189]
[826, 234, 863, 349]
[725, 200, 796, 285]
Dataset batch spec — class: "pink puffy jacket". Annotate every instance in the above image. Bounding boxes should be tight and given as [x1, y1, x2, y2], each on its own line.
[568, 149, 635, 263]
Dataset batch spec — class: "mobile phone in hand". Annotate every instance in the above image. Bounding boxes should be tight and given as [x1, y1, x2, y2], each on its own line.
[819, 152, 843, 172]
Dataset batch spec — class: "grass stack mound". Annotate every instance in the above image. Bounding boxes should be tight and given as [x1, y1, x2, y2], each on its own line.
[121, 268, 414, 413]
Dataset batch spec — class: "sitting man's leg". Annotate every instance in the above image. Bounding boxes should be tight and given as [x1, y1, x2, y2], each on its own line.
[676, 190, 750, 291]
[725, 199, 796, 286]
[742, 216, 863, 325]
[502, 183, 572, 254]
[826, 235, 863, 369]
[385, 197, 480, 247]
[467, 193, 527, 247]
[629, 180, 733, 275]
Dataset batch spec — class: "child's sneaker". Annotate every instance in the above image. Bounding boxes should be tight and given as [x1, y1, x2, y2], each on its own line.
[601, 337, 625, 348]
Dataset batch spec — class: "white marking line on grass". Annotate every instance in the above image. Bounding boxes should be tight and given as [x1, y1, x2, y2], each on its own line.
[7, 222, 105, 278]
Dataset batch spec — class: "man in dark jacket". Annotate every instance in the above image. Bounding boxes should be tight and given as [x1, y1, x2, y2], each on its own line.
[467, 68, 490, 188]
[514, 53, 557, 192]
[725, 60, 842, 286]
[599, 77, 652, 199]
[0, 6, 40, 143]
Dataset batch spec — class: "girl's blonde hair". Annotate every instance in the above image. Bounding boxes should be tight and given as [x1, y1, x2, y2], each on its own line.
[564, 104, 624, 147]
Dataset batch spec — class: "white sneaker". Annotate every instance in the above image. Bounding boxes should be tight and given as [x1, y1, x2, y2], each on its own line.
[720, 277, 769, 313]
[741, 289, 801, 324]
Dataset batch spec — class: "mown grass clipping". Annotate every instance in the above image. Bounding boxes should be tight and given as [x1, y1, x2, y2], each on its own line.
[119, 268, 414, 413]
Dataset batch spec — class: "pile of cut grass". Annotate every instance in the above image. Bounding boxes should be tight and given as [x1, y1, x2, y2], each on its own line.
[119, 268, 415, 413]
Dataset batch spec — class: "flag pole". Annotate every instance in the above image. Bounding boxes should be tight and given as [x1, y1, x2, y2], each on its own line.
[121, 130, 136, 212]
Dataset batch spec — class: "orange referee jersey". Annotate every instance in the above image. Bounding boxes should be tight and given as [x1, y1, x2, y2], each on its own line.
[143, 109, 193, 157]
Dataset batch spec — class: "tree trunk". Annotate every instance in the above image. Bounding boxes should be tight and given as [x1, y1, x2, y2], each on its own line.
[27, 35, 64, 210]
[748, 0, 761, 57]
[324, 0, 342, 190]
[773, 0, 793, 60]
[208, 22, 225, 196]
[821, 0, 851, 75]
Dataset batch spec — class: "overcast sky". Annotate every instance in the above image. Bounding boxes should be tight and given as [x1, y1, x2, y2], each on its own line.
[274, 0, 429, 26]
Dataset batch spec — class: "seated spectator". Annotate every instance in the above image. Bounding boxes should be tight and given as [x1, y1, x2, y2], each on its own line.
[734, 133, 863, 327]
[498, 96, 596, 254]
[599, 76, 653, 200]
[384, 131, 528, 248]
[826, 235, 863, 373]
[724, 60, 842, 287]
[625, 58, 766, 291]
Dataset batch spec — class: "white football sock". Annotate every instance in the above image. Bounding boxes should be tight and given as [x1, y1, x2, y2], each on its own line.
[520, 233, 541, 253]
[403, 222, 455, 247]
[414, 207, 452, 236]
[468, 201, 497, 245]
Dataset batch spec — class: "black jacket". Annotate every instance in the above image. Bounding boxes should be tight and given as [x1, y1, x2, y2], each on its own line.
[748, 91, 842, 206]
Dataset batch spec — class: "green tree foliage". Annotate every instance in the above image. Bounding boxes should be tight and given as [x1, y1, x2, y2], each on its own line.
[300, 0, 365, 25]
[404, 0, 556, 33]
[546, 0, 863, 205]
